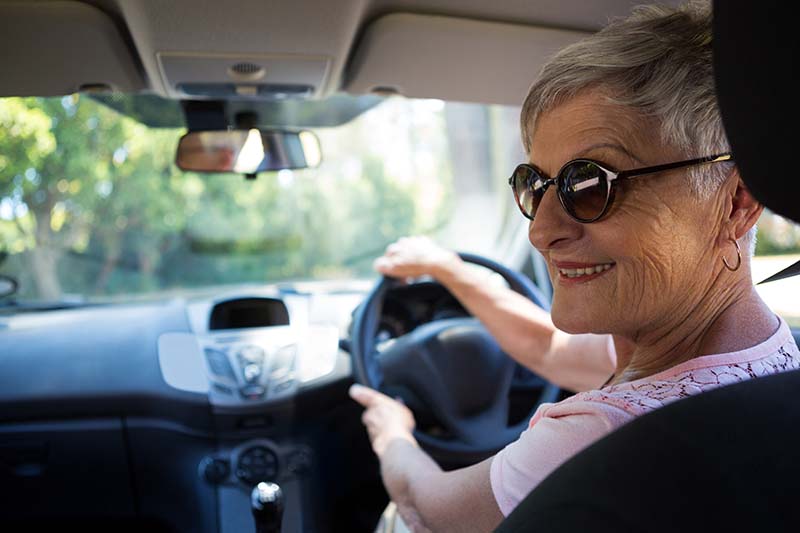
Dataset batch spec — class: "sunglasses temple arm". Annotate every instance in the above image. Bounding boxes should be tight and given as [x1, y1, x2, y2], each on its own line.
[617, 153, 733, 181]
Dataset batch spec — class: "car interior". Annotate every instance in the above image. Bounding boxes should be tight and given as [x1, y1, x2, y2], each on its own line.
[0, 1, 797, 532]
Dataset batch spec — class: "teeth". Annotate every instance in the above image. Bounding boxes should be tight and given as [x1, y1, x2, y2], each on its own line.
[558, 263, 613, 278]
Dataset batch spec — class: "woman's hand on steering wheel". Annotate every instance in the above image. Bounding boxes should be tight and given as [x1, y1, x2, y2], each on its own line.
[373, 236, 461, 280]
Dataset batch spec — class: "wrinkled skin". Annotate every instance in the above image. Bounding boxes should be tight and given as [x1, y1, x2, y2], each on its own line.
[528, 89, 767, 379]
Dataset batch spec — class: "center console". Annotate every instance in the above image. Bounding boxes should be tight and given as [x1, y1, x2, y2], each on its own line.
[157, 289, 358, 532]
[201, 324, 337, 408]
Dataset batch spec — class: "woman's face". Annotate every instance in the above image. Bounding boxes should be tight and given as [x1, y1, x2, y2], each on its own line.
[528, 90, 726, 338]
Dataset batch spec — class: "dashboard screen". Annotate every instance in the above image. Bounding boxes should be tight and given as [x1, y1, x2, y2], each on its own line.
[209, 298, 290, 329]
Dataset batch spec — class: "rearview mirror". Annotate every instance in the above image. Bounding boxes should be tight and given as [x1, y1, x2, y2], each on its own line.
[176, 129, 321, 175]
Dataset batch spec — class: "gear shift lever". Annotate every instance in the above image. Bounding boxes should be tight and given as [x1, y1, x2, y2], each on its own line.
[251, 481, 284, 533]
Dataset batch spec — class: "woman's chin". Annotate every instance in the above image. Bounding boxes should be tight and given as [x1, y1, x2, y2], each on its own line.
[551, 305, 607, 334]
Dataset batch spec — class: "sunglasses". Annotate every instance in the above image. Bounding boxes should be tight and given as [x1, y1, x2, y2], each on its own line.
[509, 153, 733, 223]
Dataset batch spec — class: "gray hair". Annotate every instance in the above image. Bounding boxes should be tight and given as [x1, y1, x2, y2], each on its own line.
[520, 1, 756, 250]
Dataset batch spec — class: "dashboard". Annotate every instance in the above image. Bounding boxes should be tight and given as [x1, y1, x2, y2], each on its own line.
[0, 279, 475, 532]
[0, 281, 372, 532]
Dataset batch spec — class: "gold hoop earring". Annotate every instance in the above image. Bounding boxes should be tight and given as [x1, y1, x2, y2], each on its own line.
[722, 238, 742, 272]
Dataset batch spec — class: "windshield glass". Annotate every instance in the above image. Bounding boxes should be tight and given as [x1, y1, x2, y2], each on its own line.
[0, 94, 523, 302]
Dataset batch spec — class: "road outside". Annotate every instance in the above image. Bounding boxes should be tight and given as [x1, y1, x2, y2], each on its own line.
[752, 255, 800, 327]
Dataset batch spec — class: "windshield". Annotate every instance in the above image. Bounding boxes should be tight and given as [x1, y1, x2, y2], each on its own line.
[0, 94, 523, 302]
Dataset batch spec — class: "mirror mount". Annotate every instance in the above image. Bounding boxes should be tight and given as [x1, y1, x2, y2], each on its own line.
[235, 110, 259, 129]
[181, 100, 227, 130]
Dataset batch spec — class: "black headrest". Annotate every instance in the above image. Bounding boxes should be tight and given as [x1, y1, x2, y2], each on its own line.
[713, 1, 800, 223]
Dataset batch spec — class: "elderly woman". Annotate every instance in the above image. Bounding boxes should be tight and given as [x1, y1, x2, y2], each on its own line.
[349, 2, 800, 532]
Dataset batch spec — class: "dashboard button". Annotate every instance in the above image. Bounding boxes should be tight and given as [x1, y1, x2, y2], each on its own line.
[243, 363, 262, 382]
[212, 382, 233, 395]
[236, 447, 279, 484]
[273, 344, 296, 367]
[204, 348, 236, 380]
[272, 379, 296, 395]
[200, 457, 230, 484]
[239, 384, 266, 400]
[238, 344, 265, 364]
[269, 367, 290, 381]
[269, 345, 296, 381]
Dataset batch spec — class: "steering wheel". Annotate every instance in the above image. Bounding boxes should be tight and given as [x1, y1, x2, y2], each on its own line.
[351, 252, 560, 463]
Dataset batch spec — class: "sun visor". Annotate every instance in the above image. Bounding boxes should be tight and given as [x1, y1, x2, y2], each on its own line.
[345, 13, 588, 106]
[0, 1, 145, 97]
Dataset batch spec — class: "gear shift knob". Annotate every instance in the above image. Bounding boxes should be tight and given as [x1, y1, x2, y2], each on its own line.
[251, 481, 284, 533]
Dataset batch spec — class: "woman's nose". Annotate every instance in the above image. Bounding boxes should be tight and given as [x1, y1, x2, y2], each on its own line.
[528, 187, 583, 252]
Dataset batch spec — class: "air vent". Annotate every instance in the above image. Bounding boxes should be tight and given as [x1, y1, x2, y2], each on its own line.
[228, 62, 266, 81]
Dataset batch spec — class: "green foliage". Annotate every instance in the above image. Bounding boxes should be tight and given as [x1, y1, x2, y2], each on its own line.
[755, 209, 800, 256]
[0, 95, 453, 301]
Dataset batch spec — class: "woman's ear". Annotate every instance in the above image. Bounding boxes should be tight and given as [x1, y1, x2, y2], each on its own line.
[723, 168, 764, 240]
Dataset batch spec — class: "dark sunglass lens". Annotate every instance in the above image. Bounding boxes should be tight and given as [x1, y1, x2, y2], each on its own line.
[512, 165, 545, 219]
[560, 161, 609, 221]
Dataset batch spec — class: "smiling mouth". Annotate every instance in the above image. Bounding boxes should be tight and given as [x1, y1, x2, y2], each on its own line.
[557, 263, 614, 279]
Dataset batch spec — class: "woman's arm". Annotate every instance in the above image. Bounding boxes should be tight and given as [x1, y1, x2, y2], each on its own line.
[374, 236, 615, 391]
[350, 384, 504, 533]
[382, 441, 502, 533]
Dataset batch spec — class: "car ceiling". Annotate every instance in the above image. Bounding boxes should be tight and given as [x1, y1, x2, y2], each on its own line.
[0, 0, 682, 107]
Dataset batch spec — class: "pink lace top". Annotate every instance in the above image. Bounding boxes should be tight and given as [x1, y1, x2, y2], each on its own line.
[490, 316, 800, 516]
